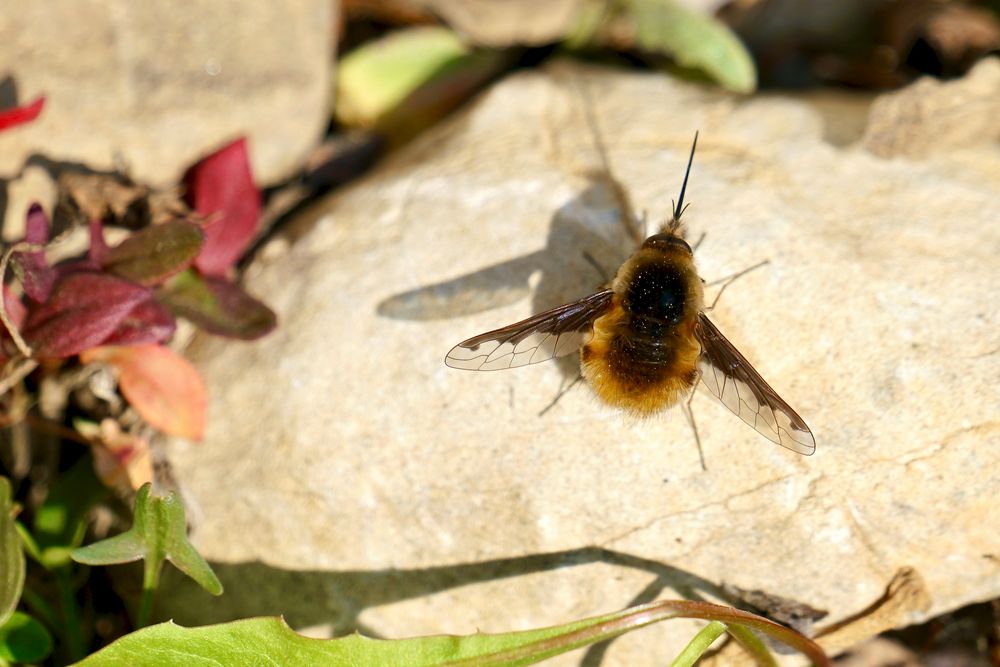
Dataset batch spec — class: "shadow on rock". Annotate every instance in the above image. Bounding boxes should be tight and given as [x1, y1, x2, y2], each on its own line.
[376, 174, 639, 384]
[158, 546, 725, 667]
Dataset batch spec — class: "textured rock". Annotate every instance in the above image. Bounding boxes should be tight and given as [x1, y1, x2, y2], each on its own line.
[162, 60, 1000, 664]
[0, 0, 331, 191]
[863, 57, 1000, 158]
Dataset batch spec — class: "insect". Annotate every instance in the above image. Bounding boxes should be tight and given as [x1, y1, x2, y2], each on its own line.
[445, 133, 815, 459]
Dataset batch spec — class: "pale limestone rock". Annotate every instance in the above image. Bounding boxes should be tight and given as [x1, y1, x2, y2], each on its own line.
[863, 57, 1000, 158]
[162, 61, 1000, 664]
[0, 0, 331, 190]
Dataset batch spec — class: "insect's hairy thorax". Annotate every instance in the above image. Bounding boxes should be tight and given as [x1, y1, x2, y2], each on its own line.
[613, 246, 704, 339]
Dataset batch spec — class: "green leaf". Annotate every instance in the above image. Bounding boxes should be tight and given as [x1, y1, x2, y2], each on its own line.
[626, 0, 757, 93]
[337, 26, 467, 127]
[564, 0, 757, 92]
[670, 620, 727, 667]
[103, 220, 205, 286]
[157, 269, 276, 340]
[72, 600, 830, 667]
[0, 611, 53, 664]
[336, 26, 506, 144]
[0, 478, 24, 628]
[564, 0, 610, 50]
[71, 484, 222, 597]
[32, 459, 108, 570]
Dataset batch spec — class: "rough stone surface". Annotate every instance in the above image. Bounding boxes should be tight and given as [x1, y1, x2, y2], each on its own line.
[162, 60, 1000, 664]
[0, 0, 331, 190]
[863, 57, 1000, 158]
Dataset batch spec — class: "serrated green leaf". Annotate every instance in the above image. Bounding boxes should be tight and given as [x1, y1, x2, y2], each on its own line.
[0, 478, 24, 628]
[72, 600, 830, 667]
[0, 611, 53, 664]
[157, 269, 275, 340]
[627, 0, 756, 93]
[71, 484, 222, 597]
[103, 220, 205, 286]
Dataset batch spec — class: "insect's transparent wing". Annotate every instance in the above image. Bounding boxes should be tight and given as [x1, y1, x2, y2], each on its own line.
[695, 314, 816, 455]
[445, 290, 615, 371]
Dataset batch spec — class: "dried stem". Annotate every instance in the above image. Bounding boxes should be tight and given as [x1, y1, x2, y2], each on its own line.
[0, 357, 39, 398]
[0, 240, 40, 358]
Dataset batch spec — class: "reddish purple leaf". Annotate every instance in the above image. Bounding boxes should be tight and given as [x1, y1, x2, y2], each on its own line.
[24, 203, 49, 244]
[23, 272, 152, 359]
[102, 220, 204, 286]
[15, 203, 57, 302]
[102, 298, 176, 346]
[89, 219, 109, 265]
[0, 285, 28, 364]
[185, 138, 261, 277]
[2, 286, 26, 331]
[0, 96, 44, 132]
[157, 269, 276, 339]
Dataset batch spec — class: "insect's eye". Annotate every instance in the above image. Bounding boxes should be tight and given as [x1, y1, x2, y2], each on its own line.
[642, 234, 692, 254]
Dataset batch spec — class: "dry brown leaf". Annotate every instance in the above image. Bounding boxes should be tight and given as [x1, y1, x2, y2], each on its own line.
[54, 172, 192, 232]
[704, 568, 931, 666]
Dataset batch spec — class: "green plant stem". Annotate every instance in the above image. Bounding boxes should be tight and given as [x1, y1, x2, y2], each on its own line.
[670, 620, 727, 667]
[55, 568, 83, 662]
[727, 623, 778, 667]
[18, 586, 59, 633]
[136, 558, 162, 629]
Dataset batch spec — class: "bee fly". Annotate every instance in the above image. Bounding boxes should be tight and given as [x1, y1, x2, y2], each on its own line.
[445, 133, 816, 459]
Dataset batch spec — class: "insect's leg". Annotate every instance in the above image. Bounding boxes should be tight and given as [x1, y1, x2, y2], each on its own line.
[538, 373, 584, 417]
[705, 259, 770, 311]
[582, 251, 611, 284]
[691, 231, 707, 252]
[681, 385, 707, 471]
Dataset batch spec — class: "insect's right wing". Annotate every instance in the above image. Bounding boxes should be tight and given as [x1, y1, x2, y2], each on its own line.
[445, 290, 615, 371]
[694, 313, 816, 455]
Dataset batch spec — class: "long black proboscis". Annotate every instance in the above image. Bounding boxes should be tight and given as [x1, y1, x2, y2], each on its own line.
[673, 131, 699, 221]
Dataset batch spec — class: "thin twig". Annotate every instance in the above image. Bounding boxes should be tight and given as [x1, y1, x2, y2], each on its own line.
[0, 357, 39, 397]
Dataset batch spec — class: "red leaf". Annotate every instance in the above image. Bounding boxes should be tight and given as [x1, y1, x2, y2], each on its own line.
[22, 272, 152, 358]
[15, 203, 57, 302]
[24, 203, 49, 244]
[80, 345, 207, 440]
[0, 96, 44, 132]
[185, 138, 261, 276]
[102, 298, 176, 346]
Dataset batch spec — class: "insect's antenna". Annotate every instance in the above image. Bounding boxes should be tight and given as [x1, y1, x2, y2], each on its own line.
[673, 131, 699, 222]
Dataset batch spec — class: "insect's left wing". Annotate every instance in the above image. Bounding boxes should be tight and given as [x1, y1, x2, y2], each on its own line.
[445, 289, 615, 371]
[694, 313, 816, 455]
